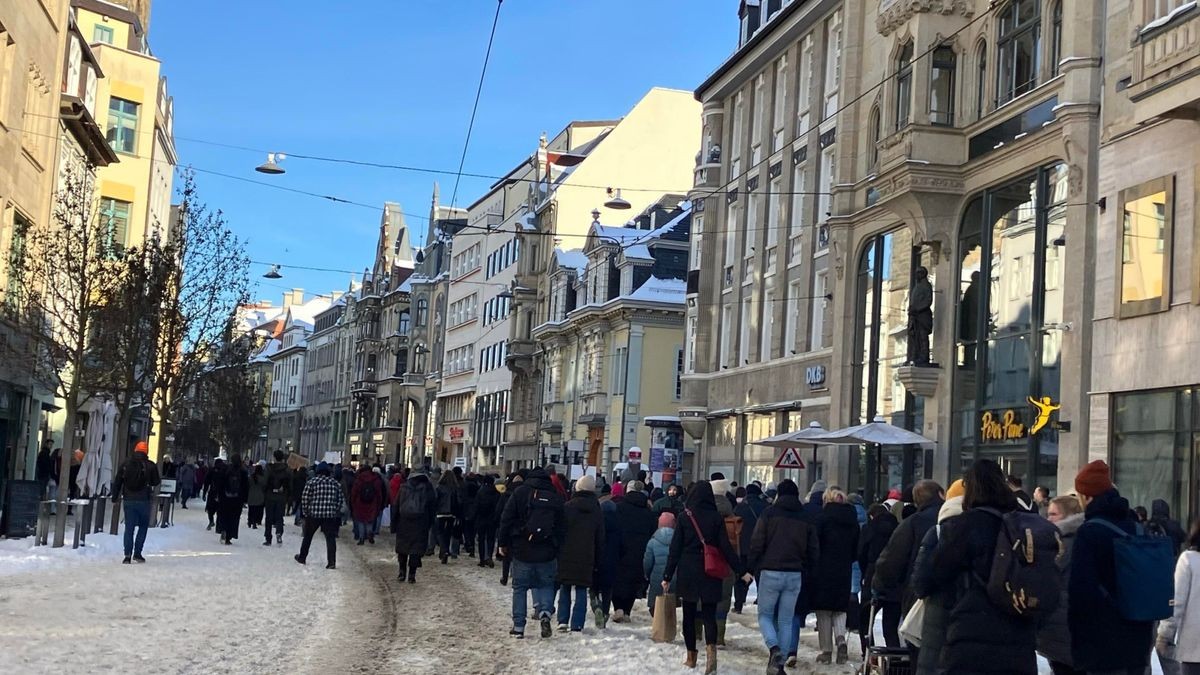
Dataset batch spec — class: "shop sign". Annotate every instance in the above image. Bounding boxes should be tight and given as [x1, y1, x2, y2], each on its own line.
[979, 396, 1061, 442]
[805, 365, 827, 389]
[448, 427, 465, 441]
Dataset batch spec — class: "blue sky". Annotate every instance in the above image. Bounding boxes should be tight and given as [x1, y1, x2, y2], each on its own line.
[150, 1, 733, 300]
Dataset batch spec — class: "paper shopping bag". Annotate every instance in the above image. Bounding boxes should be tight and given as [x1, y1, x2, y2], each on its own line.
[652, 593, 677, 643]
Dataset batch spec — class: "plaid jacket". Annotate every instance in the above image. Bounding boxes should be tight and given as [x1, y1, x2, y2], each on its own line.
[301, 475, 344, 519]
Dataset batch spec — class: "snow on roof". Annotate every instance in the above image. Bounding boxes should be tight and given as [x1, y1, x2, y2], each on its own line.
[643, 415, 682, 424]
[519, 213, 537, 231]
[623, 244, 653, 261]
[555, 249, 589, 274]
[625, 276, 686, 304]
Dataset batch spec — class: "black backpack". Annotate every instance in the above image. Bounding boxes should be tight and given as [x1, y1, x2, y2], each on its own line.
[124, 458, 147, 492]
[360, 478, 378, 504]
[224, 470, 243, 499]
[396, 485, 425, 516]
[522, 489, 559, 544]
[977, 507, 1063, 620]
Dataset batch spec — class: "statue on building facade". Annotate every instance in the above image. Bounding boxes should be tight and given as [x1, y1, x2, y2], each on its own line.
[906, 266, 934, 366]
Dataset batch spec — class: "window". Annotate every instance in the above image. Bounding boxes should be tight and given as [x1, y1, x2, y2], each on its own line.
[685, 314, 697, 373]
[612, 347, 627, 395]
[790, 164, 807, 262]
[823, 11, 842, 119]
[1147, 0, 1193, 22]
[810, 270, 826, 349]
[731, 91, 745, 176]
[67, 37, 82, 97]
[415, 299, 428, 327]
[739, 301, 752, 365]
[895, 42, 914, 130]
[767, 177, 782, 275]
[976, 41, 988, 119]
[376, 397, 390, 428]
[817, 146, 836, 226]
[1050, 1, 1062, 76]
[746, 190, 760, 258]
[724, 201, 739, 269]
[760, 286, 774, 360]
[690, 214, 703, 270]
[674, 348, 684, 400]
[996, 0, 1041, 105]
[752, 73, 765, 164]
[1119, 176, 1173, 317]
[1111, 388, 1200, 525]
[868, 107, 881, 167]
[93, 25, 114, 45]
[99, 197, 130, 258]
[930, 46, 957, 126]
[105, 97, 138, 154]
[7, 211, 29, 307]
[785, 280, 801, 354]
[773, 55, 788, 151]
[720, 304, 733, 368]
[797, 34, 813, 136]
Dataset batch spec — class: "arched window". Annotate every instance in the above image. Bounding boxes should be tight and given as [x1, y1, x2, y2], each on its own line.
[868, 106, 881, 167]
[1050, 1, 1063, 76]
[895, 42, 914, 130]
[975, 41, 988, 119]
[930, 46, 957, 126]
[996, 0, 1041, 105]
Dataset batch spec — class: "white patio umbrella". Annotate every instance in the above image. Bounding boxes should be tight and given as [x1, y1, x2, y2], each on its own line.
[76, 398, 117, 497]
[751, 421, 834, 470]
[808, 415, 936, 501]
[96, 400, 117, 495]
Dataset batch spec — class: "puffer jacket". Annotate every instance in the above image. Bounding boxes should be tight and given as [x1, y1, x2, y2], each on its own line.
[746, 494, 819, 574]
[644, 526, 676, 610]
[246, 471, 267, 507]
[911, 496, 963, 675]
[1035, 512, 1084, 667]
[1160, 549, 1200, 663]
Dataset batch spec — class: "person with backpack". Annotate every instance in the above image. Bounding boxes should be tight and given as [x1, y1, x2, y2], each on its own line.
[556, 475, 604, 632]
[391, 469, 436, 583]
[1149, 499, 1187, 554]
[1069, 460, 1157, 674]
[350, 464, 385, 545]
[747, 478, 819, 675]
[812, 486, 860, 665]
[612, 480, 657, 622]
[497, 467, 567, 639]
[246, 464, 267, 529]
[733, 483, 769, 614]
[662, 481, 750, 673]
[926, 459, 1041, 674]
[434, 470, 460, 564]
[295, 462, 344, 569]
[111, 441, 161, 564]
[474, 476, 500, 568]
[263, 451, 290, 546]
[1159, 519, 1200, 674]
[214, 454, 249, 545]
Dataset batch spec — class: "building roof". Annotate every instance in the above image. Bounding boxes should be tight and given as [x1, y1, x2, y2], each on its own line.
[554, 249, 589, 275]
[625, 276, 687, 304]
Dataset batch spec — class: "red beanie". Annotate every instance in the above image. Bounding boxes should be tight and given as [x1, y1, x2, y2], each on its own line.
[1074, 460, 1114, 497]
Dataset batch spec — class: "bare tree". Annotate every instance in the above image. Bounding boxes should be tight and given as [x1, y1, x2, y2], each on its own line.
[6, 161, 124, 546]
[148, 170, 251, 463]
[195, 336, 266, 458]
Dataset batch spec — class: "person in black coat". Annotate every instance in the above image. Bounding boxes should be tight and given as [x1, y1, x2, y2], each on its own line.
[591, 498, 624, 628]
[474, 477, 501, 567]
[858, 503, 900, 647]
[391, 472, 436, 583]
[873, 479, 945, 618]
[1068, 460, 1154, 673]
[289, 466, 307, 519]
[495, 473, 522, 585]
[434, 470, 460, 563]
[812, 489, 861, 664]
[663, 481, 749, 671]
[214, 455, 249, 545]
[733, 483, 769, 613]
[556, 475, 605, 632]
[928, 459, 1037, 674]
[204, 459, 224, 531]
[497, 468, 568, 637]
[460, 476, 479, 557]
[1149, 498, 1187, 554]
[611, 483, 657, 621]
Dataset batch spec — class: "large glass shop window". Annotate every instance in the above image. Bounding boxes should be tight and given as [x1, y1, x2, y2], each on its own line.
[954, 164, 1067, 490]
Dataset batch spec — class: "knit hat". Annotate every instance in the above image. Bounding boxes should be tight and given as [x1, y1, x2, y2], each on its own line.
[658, 512, 676, 529]
[809, 480, 827, 494]
[776, 479, 800, 497]
[946, 479, 965, 500]
[746, 483, 763, 496]
[1074, 460, 1114, 498]
[133, 441, 149, 454]
[575, 475, 596, 494]
[626, 480, 645, 494]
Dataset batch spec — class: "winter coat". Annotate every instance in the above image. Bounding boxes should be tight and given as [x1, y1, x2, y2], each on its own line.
[804, 491, 824, 518]
[873, 497, 943, 615]
[475, 482, 500, 530]
[203, 466, 223, 508]
[177, 463, 196, 491]
[644, 526, 676, 609]
[246, 472, 267, 507]
[811, 502, 860, 611]
[388, 474, 403, 503]
[35, 448, 52, 483]
[263, 462, 290, 504]
[912, 495, 964, 675]
[652, 494, 683, 516]
[497, 469, 567, 564]
[1150, 498, 1187, 554]
[392, 474, 436, 557]
[858, 511, 899, 603]
[664, 487, 742, 604]
[161, 460, 177, 479]
[434, 478, 459, 518]
[212, 466, 249, 505]
[929, 505, 1037, 675]
[557, 491, 605, 587]
[1069, 488, 1154, 671]
[461, 480, 479, 521]
[594, 499, 624, 590]
[1035, 511, 1083, 668]
[733, 493, 770, 558]
[111, 455, 161, 501]
[290, 469, 307, 502]
[747, 494, 819, 575]
[350, 470, 386, 523]
[1160, 549, 1200, 663]
[613, 491, 658, 601]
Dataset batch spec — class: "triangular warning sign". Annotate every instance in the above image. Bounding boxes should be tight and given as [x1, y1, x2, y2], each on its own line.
[774, 447, 806, 469]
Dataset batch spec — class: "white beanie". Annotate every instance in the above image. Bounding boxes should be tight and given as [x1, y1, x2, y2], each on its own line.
[711, 479, 731, 496]
[575, 475, 596, 493]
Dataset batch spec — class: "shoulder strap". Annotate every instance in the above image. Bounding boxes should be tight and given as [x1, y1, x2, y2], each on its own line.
[1088, 518, 1133, 538]
[684, 508, 708, 546]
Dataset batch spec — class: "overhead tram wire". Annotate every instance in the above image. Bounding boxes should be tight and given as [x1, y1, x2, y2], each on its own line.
[448, 0, 504, 212]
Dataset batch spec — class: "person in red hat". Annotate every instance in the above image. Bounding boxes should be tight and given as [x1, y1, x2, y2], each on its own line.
[1067, 460, 1154, 673]
[111, 441, 160, 564]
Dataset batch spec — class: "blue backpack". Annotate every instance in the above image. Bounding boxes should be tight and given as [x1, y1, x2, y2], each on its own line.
[1089, 519, 1175, 621]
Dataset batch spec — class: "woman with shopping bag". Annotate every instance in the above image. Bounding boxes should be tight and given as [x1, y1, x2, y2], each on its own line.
[646, 512, 678, 642]
[662, 481, 749, 673]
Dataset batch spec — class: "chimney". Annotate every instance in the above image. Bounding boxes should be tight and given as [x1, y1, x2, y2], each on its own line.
[283, 289, 305, 308]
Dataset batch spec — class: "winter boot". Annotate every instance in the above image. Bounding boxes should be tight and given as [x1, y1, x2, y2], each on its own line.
[767, 646, 783, 675]
[407, 567, 417, 584]
[122, 556, 131, 564]
[704, 645, 718, 674]
[132, 554, 146, 563]
[276, 534, 283, 545]
[263, 539, 272, 546]
[816, 651, 832, 664]
[683, 651, 698, 669]
[294, 554, 306, 565]
[398, 567, 407, 582]
[557, 623, 569, 633]
[835, 641, 848, 664]
[509, 627, 524, 639]
[716, 621, 727, 646]
[540, 616, 553, 638]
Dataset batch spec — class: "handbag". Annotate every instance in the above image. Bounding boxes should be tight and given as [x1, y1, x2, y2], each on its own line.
[684, 508, 731, 579]
[898, 597, 925, 647]
[651, 593, 677, 643]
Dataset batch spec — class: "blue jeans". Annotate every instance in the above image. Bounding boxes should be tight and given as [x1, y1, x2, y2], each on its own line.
[757, 570, 803, 654]
[511, 559, 557, 631]
[123, 499, 151, 557]
[557, 584, 589, 631]
[353, 520, 372, 542]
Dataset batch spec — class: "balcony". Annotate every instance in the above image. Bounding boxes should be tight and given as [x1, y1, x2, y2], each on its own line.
[1130, 6, 1200, 122]
[505, 339, 536, 373]
[577, 393, 607, 426]
[541, 401, 564, 434]
[350, 379, 377, 395]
